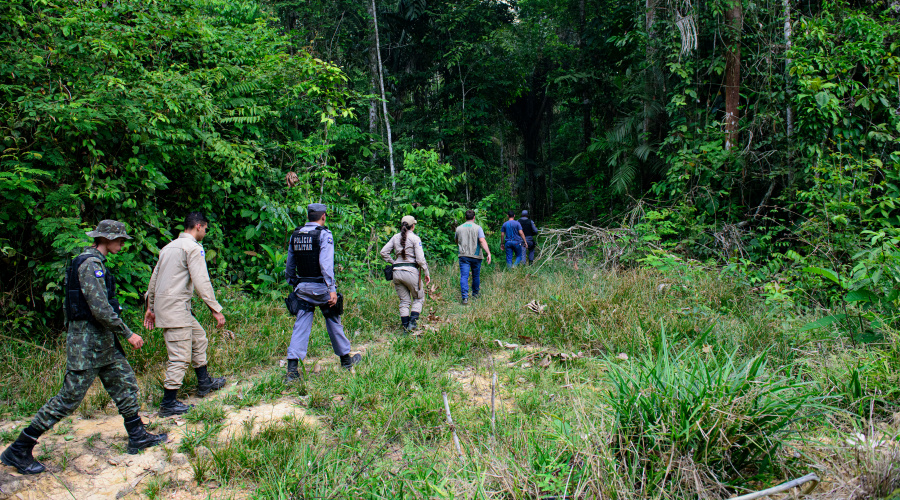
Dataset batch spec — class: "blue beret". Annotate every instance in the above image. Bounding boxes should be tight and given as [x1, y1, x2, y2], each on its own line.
[307, 203, 328, 213]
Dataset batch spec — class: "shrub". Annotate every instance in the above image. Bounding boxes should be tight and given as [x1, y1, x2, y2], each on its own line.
[604, 328, 820, 492]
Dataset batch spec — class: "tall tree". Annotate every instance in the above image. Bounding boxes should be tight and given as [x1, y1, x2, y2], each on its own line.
[724, 0, 743, 150]
[369, 0, 396, 191]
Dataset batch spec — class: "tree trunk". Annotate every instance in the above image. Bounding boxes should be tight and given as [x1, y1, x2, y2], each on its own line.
[368, 21, 379, 165]
[508, 62, 551, 216]
[369, 0, 396, 191]
[783, 0, 793, 139]
[459, 61, 470, 203]
[579, 0, 592, 153]
[644, 0, 657, 141]
[724, 0, 743, 150]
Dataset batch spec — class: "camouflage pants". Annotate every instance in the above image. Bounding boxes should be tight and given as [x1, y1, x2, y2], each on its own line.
[30, 352, 140, 432]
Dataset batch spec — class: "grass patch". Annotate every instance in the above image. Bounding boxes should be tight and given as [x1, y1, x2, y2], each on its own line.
[183, 400, 226, 424]
[605, 328, 823, 496]
[1, 261, 897, 497]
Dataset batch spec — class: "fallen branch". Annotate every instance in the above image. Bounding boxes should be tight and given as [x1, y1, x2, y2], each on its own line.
[490, 358, 497, 437]
[731, 473, 820, 500]
[442, 392, 463, 456]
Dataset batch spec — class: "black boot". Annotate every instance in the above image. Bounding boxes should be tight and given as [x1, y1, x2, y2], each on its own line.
[339, 353, 361, 370]
[0, 427, 46, 475]
[286, 359, 302, 383]
[195, 365, 226, 397]
[401, 316, 410, 331]
[123, 415, 167, 455]
[159, 388, 193, 417]
[409, 312, 420, 331]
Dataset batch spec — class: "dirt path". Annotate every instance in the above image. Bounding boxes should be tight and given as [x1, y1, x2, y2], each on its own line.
[0, 341, 382, 500]
[0, 392, 317, 499]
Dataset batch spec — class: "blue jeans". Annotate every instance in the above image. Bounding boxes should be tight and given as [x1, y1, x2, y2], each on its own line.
[505, 241, 524, 267]
[459, 257, 483, 299]
[525, 238, 536, 263]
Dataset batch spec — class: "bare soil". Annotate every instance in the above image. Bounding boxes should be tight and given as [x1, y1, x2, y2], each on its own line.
[0, 393, 317, 500]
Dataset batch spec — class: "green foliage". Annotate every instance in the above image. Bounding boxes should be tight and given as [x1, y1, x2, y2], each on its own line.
[0, 0, 361, 329]
[605, 328, 819, 489]
[393, 149, 465, 260]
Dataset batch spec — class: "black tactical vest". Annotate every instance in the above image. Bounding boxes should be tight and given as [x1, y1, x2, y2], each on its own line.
[64, 253, 121, 322]
[519, 217, 536, 238]
[289, 227, 324, 280]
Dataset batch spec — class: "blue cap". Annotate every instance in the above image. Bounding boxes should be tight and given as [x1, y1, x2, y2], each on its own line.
[521, 210, 529, 217]
[307, 203, 327, 213]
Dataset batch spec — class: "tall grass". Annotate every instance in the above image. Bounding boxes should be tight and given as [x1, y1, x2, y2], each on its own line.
[605, 328, 824, 495]
[1, 261, 891, 499]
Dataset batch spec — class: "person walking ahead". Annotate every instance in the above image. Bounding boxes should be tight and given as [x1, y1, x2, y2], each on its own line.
[284, 203, 361, 382]
[1, 220, 166, 475]
[455, 210, 491, 304]
[518, 210, 540, 265]
[500, 210, 527, 267]
[144, 212, 227, 417]
[380, 215, 431, 330]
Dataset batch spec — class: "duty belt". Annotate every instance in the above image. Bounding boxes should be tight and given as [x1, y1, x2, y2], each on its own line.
[297, 277, 326, 283]
[392, 263, 417, 269]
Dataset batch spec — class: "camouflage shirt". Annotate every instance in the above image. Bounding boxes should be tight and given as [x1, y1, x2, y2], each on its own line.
[65, 247, 134, 370]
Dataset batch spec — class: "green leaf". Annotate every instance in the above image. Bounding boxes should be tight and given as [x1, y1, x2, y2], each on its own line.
[814, 91, 833, 108]
[799, 314, 847, 331]
[844, 290, 878, 303]
[802, 267, 841, 285]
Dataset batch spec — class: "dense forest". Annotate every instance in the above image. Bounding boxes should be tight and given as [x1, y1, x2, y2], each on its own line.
[1, 0, 899, 336]
[2, 1, 900, 497]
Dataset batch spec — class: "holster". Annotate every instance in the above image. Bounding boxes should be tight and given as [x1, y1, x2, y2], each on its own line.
[319, 293, 344, 318]
[285, 291, 304, 316]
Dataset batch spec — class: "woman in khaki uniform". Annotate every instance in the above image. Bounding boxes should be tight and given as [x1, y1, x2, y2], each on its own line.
[380, 215, 431, 330]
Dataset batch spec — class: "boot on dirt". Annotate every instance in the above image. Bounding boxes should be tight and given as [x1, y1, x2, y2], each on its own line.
[286, 359, 302, 383]
[400, 316, 410, 331]
[123, 415, 167, 455]
[409, 312, 420, 331]
[159, 389, 193, 417]
[195, 365, 226, 397]
[340, 353, 361, 370]
[0, 428, 45, 475]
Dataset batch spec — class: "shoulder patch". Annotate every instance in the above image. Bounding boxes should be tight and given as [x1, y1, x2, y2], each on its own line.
[94, 269, 104, 278]
[326, 237, 334, 245]
[200, 250, 205, 257]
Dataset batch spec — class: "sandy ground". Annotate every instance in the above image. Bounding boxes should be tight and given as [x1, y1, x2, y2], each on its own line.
[0, 395, 317, 500]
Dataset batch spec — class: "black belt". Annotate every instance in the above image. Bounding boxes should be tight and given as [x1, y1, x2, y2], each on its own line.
[297, 277, 326, 283]
[392, 263, 417, 269]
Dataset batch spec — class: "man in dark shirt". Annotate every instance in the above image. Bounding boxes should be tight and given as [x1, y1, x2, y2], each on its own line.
[518, 210, 540, 265]
[500, 210, 527, 268]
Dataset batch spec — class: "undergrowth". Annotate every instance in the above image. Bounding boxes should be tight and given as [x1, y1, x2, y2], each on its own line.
[0, 261, 898, 498]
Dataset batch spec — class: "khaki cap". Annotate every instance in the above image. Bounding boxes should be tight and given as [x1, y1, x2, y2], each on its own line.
[401, 215, 417, 227]
[86, 219, 133, 240]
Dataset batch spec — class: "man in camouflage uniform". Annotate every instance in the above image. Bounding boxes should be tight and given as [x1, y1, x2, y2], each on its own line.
[0, 220, 166, 476]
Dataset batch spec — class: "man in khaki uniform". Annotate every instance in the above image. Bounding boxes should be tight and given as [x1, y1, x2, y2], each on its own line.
[144, 212, 226, 416]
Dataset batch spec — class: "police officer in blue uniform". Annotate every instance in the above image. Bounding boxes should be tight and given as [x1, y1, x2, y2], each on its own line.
[518, 210, 540, 265]
[284, 203, 361, 381]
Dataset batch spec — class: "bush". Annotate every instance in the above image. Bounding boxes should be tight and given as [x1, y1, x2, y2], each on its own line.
[604, 329, 820, 492]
